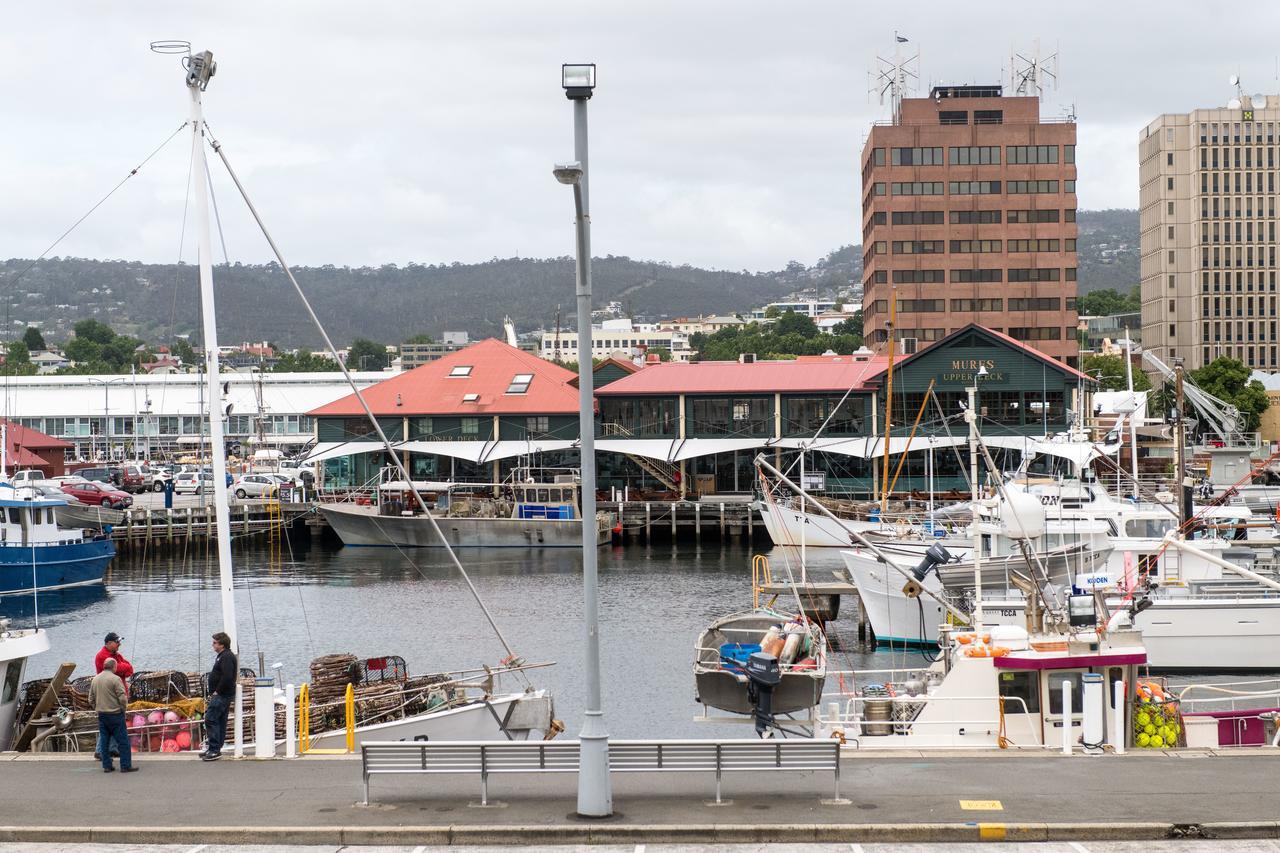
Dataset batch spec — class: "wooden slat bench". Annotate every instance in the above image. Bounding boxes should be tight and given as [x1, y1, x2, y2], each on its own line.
[360, 738, 842, 805]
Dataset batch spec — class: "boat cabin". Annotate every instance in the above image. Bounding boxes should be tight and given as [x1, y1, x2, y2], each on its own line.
[0, 493, 78, 547]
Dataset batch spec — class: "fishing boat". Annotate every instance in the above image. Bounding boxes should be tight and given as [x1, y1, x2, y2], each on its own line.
[814, 622, 1150, 750]
[0, 621, 50, 750]
[0, 483, 115, 594]
[693, 609, 828, 735]
[318, 467, 614, 548]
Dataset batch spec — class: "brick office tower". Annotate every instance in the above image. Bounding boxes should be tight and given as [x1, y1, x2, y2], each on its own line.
[860, 85, 1080, 365]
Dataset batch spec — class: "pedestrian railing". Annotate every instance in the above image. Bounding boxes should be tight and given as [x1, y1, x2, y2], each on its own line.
[360, 738, 843, 806]
[298, 682, 355, 755]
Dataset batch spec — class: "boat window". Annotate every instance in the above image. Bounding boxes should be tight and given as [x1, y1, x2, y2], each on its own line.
[547, 489, 560, 502]
[1125, 518, 1170, 538]
[1046, 672, 1084, 715]
[7, 509, 18, 525]
[2, 659, 21, 704]
[997, 671, 1040, 714]
[1107, 667, 1124, 706]
[537, 489, 550, 502]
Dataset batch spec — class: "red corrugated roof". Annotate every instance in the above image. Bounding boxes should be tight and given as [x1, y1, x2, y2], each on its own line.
[309, 338, 582, 416]
[1, 419, 71, 451]
[595, 357, 891, 396]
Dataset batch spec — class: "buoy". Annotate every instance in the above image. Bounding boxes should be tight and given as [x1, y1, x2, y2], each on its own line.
[129, 714, 146, 730]
[161, 738, 180, 753]
[175, 730, 192, 750]
[163, 710, 180, 723]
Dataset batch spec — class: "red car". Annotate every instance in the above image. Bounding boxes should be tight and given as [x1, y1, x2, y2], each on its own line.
[60, 480, 133, 509]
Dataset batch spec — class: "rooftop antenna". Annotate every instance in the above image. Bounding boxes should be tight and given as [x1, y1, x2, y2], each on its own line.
[1010, 39, 1059, 97]
[1228, 74, 1244, 109]
[870, 32, 920, 121]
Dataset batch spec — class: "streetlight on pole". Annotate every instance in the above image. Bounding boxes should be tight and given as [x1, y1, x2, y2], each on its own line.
[555, 61, 612, 819]
[89, 377, 126, 461]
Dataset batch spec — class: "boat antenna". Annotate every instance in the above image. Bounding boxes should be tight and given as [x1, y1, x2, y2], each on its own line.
[203, 127, 526, 667]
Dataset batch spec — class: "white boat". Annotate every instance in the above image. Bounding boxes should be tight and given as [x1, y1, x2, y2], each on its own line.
[813, 623, 1149, 750]
[0, 624, 50, 751]
[319, 470, 613, 548]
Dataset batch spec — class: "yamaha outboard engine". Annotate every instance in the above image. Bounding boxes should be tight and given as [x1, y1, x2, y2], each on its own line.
[902, 542, 953, 598]
[744, 650, 782, 737]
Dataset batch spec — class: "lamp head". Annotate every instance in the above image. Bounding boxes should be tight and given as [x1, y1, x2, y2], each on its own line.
[977, 365, 989, 377]
[184, 49, 217, 91]
[562, 63, 596, 99]
[553, 162, 583, 185]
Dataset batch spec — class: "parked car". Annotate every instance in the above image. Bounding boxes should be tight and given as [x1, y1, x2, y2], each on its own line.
[173, 471, 232, 495]
[139, 464, 175, 492]
[118, 464, 149, 494]
[233, 474, 280, 500]
[73, 466, 123, 487]
[60, 480, 133, 509]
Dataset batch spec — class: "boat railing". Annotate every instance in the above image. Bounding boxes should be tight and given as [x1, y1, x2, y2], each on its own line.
[1176, 678, 1280, 713]
[814, 693, 1041, 748]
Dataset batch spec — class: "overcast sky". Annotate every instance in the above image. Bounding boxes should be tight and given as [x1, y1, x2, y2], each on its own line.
[0, 2, 1273, 273]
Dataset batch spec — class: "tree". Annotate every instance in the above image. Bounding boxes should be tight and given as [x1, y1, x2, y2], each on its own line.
[273, 349, 336, 372]
[648, 346, 672, 362]
[73, 319, 116, 346]
[1077, 286, 1141, 317]
[170, 338, 196, 365]
[403, 333, 434, 345]
[763, 305, 782, 319]
[21, 327, 45, 352]
[829, 310, 863, 343]
[348, 338, 388, 371]
[1189, 356, 1270, 432]
[774, 310, 819, 339]
[1083, 353, 1152, 392]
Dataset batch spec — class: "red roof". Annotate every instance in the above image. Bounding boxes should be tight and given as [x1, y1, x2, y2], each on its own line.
[1, 419, 71, 451]
[595, 356, 891, 396]
[310, 338, 582, 417]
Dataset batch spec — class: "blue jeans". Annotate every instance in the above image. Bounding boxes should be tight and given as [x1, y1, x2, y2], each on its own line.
[97, 712, 131, 770]
[205, 694, 229, 754]
[95, 725, 120, 758]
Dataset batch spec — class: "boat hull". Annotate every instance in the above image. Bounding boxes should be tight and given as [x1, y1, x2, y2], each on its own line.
[318, 503, 612, 548]
[306, 690, 553, 749]
[0, 537, 114, 594]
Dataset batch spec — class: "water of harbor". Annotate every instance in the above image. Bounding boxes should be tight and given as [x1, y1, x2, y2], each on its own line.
[10, 539, 927, 738]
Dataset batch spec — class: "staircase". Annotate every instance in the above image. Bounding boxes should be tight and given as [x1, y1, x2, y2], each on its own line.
[602, 422, 681, 490]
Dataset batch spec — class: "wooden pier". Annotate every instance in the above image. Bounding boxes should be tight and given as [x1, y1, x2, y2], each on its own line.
[600, 499, 764, 543]
[109, 502, 313, 551]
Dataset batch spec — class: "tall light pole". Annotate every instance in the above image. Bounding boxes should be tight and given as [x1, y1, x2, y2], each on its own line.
[555, 62, 612, 819]
[89, 377, 125, 461]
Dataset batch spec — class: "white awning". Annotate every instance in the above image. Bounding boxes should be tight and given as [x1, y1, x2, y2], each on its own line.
[594, 438, 680, 463]
[301, 441, 385, 463]
[670, 438, 773, 461]
[396, 440, 491, 463]
[479, 439, 578, 464]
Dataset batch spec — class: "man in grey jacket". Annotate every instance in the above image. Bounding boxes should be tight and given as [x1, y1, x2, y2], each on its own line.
[89, 658, 136, 773]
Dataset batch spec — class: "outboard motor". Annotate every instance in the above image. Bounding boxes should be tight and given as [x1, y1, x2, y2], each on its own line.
[744, 651, 782, 737]
[902, 542, 953, 598]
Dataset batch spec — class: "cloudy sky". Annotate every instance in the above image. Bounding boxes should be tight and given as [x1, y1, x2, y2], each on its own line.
[0, 2, 1271, 272]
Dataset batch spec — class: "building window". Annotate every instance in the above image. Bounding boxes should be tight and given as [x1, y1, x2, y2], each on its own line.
[950, 239, 1002, 253]
[891, 210, 945, 225]
[891, 147, 943, 166]
[1167, 152, 1174, 166]
[505, 373, 533, 394]
[1064, 180, 1076, 192]
[1007, 239, 1061, 252]
[872, 148, 885, 166]
[892, 269, 945, 283]
[1007, 180, 1059, 194]
[939, 110, 968, 126]
[891, 181, 944, 195]
[461, 417, 480, 436]
[950, 210, 1001, 224]
[1006, 145, 1059, 164]
[949, 146, 1000, 165]
[949, 180, 1001, 195]
[950, 269, 1002, 283]
[974, 109, 1003, 125]
[892, 240, 945, 254]
[526, 416, 550, 436]
[448, 365, 472, 377]
[1007, 209, 1059, 223]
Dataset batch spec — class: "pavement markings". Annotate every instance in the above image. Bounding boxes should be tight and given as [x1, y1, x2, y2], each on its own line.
[185, 846, 206, 853]
[978, 823, 1007, 841]
[849, 844, 865, 853]
[958, 799, 1003, 810]
[1068, 843, 1092, 853]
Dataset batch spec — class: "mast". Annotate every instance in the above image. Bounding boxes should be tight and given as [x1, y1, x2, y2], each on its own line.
[1125, 328, 1139, 498]
[184, 49, 238, 652]
[879, 294, 896, 516]
[966, 383, 984, 632]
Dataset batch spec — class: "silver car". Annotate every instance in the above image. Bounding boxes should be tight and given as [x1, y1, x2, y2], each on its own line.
[233, 474, 280, 499]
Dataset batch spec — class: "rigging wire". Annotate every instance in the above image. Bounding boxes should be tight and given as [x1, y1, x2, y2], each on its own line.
[1, 121, 189, 298]
[202, 123, 528, 673]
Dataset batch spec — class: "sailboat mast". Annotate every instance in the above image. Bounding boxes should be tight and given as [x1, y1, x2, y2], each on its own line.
[186, 51, 238, 651]
[879, 294, 896, 515]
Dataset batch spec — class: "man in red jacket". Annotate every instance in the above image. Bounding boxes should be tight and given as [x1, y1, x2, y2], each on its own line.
[93, 632, 133, 761]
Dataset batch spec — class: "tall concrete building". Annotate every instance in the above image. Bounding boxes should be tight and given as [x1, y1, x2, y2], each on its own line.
[1140, 96, 1280, 370]
[861, 85, 1079, 364]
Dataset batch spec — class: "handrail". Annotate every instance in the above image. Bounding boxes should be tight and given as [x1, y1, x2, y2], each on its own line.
[751, 554, 771, 609]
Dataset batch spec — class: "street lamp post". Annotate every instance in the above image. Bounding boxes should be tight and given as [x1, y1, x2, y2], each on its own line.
[89, 377, 126, 461]
[555, 62, 612, 819]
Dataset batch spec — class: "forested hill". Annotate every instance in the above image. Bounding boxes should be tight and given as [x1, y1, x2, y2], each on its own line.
[1, 209, 1136, 347]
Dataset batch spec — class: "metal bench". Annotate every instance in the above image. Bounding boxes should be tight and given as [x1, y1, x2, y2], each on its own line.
[360, 738, 842, 806]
